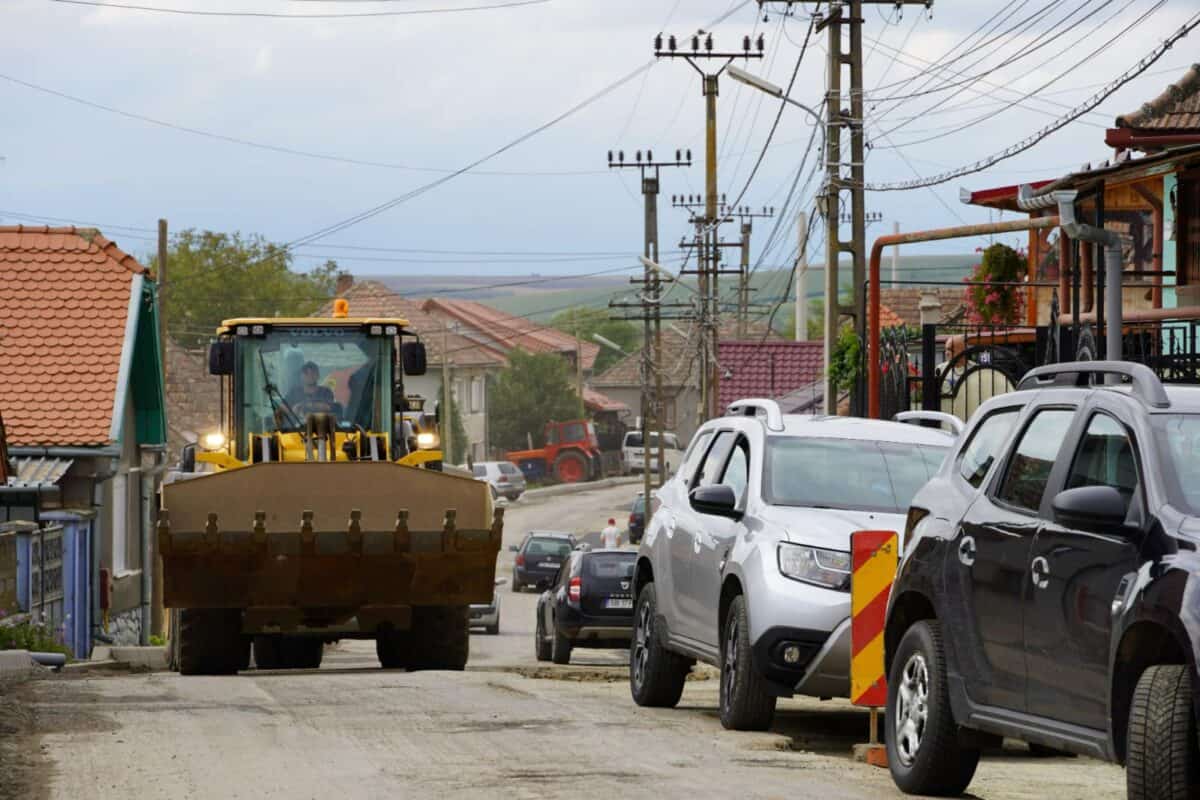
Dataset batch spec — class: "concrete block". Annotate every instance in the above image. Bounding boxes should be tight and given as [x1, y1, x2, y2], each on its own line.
[0, 650, 38, 678]
[109, 646, 169, 671]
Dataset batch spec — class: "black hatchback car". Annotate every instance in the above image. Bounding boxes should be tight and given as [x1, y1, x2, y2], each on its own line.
[884, 362, 1200, 799]
[535, 549, 636, 664]
[510, 531, 576, 591]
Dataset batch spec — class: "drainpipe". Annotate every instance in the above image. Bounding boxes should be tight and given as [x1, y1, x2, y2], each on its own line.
[868, 216, 1062, 419]
[1053, 191, 1130, 368]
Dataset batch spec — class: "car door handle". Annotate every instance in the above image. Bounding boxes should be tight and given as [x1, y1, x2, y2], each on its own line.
[1031, 556, 1050, 589]
[958, 536, 976, 567]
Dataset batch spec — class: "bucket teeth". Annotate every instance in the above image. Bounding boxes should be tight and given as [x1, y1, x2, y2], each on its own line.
[157, 508, 171, 556]
[348, 509, 364, 552]
[443, 509, 457, 552]
[394, 510, 410, 552]
[204, 513, 219, 547]
[253, 510, 267, 545]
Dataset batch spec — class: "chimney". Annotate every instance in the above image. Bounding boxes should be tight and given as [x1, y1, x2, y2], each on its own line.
[919, 292, 944, 327]
[335, 273, 354, 296]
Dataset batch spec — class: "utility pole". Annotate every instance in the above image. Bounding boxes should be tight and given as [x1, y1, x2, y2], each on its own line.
[760, 0, 930, 415]
[441, 325, 453, 464]
[728, 205, 775, 338]
[574, 320, 585, 417]
[891, 220, 901, 289]
[796, 211, 808, 341]
[608, 148, 691, 494]
[655, 31, 764, 421]
[152, 218, 168, 639]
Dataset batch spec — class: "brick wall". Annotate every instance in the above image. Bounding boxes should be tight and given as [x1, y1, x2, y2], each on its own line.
[164, 341, 220, 461]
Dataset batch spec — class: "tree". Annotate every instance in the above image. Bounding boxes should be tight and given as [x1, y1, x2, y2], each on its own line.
[487, 350, 580, 452]
[438, 385, 468, 465]
[150, 229, 345, 347]
[549, 307, 639, 374]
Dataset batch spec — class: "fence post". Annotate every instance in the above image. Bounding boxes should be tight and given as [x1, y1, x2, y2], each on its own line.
[921, 324, 938, 413]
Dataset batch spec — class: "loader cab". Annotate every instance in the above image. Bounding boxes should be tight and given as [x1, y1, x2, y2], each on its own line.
[210, 317, 425, 463]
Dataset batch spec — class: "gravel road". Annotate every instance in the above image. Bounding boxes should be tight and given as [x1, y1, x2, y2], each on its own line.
[22, 483, 1127, 799]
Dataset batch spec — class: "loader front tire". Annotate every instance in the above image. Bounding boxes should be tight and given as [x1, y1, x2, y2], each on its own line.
[178, 608, 248, 676]
[254, 636, 323, 670]
[408, 606, 469, 671]
[376, 626, 412, 670]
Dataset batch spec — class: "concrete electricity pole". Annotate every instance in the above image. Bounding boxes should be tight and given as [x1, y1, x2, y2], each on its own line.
[654, 31, 764, 421]
[607, 148, 691, 495]
[759, 0, 931, 414]
[796, 211, 808, 341]
[441, 325, 453, 464]
[728, 205, 775, 338]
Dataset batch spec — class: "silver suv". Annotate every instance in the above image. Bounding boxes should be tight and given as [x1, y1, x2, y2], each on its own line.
[629, 399, 953, 730]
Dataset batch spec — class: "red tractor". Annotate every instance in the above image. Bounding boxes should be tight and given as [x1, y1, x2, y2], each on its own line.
[506, 420, 603, 484]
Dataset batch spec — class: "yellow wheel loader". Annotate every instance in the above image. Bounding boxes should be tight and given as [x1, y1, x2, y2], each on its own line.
[160, 302, 501, 675]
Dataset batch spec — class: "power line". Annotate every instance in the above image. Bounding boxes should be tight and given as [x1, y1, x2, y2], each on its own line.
[50, 0, 550, 18]
[0, 73, 606, 177]
[865, 9, 1200, 191]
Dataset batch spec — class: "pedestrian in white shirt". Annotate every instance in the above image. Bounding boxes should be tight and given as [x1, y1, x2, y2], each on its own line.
[600, 518, 621, 550]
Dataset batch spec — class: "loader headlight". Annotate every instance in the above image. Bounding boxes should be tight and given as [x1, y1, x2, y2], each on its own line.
[200, 431, 227, 452]
[778, 543, 851, 590]
[416, 432, 438, 449]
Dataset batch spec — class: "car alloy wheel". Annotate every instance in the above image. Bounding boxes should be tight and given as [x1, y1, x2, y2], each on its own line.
[895, 651, 930, 767]
[632, 596, 652, 690]
[723, 614, 740, 706]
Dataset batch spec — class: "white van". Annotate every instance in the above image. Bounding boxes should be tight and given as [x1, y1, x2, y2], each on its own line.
[621, 430, 683, 475]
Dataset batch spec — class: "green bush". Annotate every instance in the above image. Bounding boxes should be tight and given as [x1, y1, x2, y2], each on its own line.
[0, 615, 71, 657]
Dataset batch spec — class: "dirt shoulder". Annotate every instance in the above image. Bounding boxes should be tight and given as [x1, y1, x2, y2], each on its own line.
[0, 677, 47, 800]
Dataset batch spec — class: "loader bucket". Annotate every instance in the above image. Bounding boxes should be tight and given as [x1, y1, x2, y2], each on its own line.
[158, 462, 500, 619]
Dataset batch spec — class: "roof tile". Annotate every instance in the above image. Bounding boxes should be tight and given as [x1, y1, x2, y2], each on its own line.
[0, 225, 146, 447]
[717, 340, 825, 410]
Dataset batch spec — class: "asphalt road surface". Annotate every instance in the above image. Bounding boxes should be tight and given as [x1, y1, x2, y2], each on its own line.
[25, 483, 1126, 799]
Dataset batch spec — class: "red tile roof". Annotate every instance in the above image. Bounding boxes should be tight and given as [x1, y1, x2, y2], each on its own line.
[0, 226, 147, 447]
[1115, 63, 1200, 132]
[422, 298, 599, 370]
[322, 282, 507, 367]
[717, 340, 824, 410]
[582, 387, 628, 413]
[879, 303, 905, 329]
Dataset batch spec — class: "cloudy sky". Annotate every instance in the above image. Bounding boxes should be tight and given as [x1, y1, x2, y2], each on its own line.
[2, 0, 1196, 285]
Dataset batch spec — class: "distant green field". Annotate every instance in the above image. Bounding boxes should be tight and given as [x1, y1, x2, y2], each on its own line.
[484, 253, 979, 321]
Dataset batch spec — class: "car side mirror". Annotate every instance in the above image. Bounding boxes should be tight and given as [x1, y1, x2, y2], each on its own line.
[208, 341, 234, 376]
[401, 341, 427, 376]
[1052, 485, 1131, 534]
[690, 484, 741, 520]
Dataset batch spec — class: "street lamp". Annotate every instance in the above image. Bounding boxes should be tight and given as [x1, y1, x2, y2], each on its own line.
[592, 333, 629, 356]
[726, 65, 823, 124]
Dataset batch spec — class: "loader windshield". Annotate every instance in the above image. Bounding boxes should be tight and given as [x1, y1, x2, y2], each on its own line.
[236, 327, 392, 446]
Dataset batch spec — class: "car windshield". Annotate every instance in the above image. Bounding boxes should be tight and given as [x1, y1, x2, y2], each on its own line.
[765, 437, 948, 513]
[1153, 414, 1200, 514]
[237, 327, 390, 439]
[525, 538, 573, 558]
[585, 553, 636, 579]
[631, 496, 645, 513]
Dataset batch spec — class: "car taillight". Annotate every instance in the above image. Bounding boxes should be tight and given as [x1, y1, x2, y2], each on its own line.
[515, 554, 525, 567]
[568, 576, 581, 603]
[498, 475, 508, 483]
[629, 514, 635, 525]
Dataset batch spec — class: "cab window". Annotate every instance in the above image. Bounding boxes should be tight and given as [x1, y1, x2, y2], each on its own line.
[694, 431, 736, 489]
[958, 408, 1021, 488]
[995, 408, 1075, 512]
[678, 430, 714, 483]
[1066, 413, 1139, 509]
[720, 438, 750, 507]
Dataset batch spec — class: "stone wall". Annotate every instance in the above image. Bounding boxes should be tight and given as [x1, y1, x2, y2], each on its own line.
[165, 341, 220, 462]
[107, 607, 142, 647]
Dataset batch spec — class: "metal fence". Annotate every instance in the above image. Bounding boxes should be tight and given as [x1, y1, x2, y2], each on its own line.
[0, 528, 16, 616]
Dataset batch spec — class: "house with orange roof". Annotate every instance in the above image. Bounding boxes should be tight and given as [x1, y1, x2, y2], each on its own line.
[0, 226, 166, 653]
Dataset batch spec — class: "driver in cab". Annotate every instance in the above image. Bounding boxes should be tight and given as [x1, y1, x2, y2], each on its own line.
[285, 361, 336, 417]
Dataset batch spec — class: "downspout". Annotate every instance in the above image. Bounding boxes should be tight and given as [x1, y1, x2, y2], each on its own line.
[868, 216, 1061, 419]
[1053, 191, 1130, 368]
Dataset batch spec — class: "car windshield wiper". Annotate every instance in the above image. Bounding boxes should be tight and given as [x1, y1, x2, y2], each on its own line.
[258, 350, 302, 430]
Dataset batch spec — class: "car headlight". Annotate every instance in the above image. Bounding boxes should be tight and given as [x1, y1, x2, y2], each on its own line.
[778, 543, 851, 590]
[200, 431, 226, 452]
[416, 432, 437, 449]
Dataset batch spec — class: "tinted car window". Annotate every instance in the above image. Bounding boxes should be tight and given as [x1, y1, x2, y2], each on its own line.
[959, 408, 1021, 488]
[1067, 414, 1139, 506]
[678, 430, 714, 482]
[499, 463, 520, 475]
[995, 408, 1075, 512]
[525, 539, 573, 558]
[472, 465, 486, 477]
[721, 439, 750, 503]
[695, 431, 736, 489]
[585, 553, 636, 579]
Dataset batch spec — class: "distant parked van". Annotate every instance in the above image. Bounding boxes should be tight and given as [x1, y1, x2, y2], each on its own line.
[621, 430, 683, 476]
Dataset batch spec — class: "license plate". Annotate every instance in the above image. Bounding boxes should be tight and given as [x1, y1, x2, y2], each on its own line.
[538, 561, 559, 569]
[605, 598, 633, 609]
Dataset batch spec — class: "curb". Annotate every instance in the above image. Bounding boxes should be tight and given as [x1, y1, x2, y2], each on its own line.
[108, 646, 169, 671]
[0, 650, 38, 678]
[520, 476, 642, 501]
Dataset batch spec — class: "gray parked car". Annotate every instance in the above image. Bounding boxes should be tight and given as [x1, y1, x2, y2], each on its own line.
[469, 578, 506, 635]
[472, 460, 527, 501]
[630, 399, 953, 730]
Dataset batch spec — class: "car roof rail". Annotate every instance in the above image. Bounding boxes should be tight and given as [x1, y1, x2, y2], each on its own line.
[726, 398, 785, 431]
[1016, 361, 1170, 408]
[893, 411, 965, 436]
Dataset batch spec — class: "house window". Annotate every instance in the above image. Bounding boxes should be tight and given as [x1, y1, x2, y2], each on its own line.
[471, 377, 484, 414]
[111, 469, 141, 574]
[452, 379, 463, 406]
